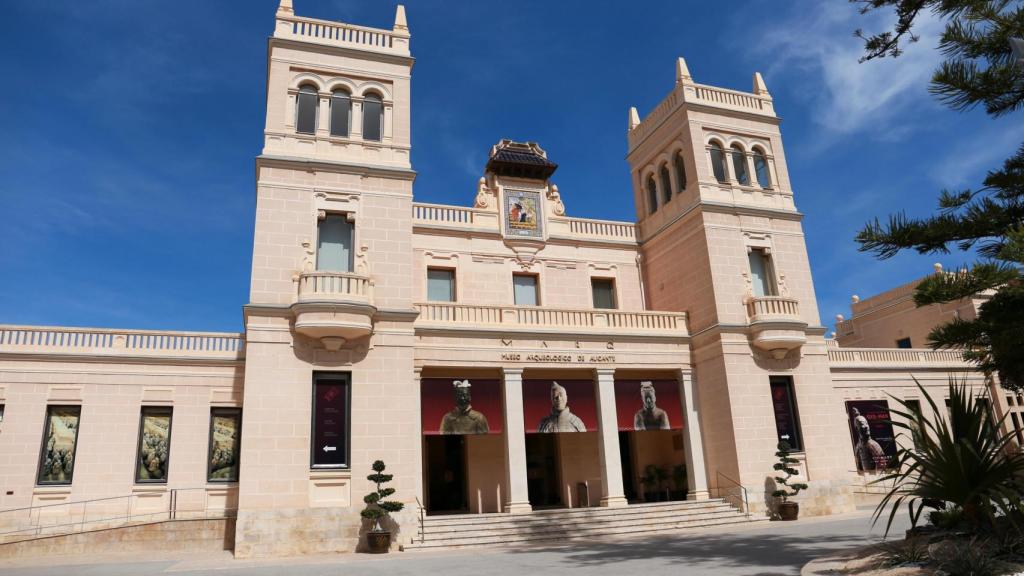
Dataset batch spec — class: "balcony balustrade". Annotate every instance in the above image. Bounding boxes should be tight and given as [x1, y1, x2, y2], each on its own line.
[293, 271, 375, 350]
[743, 295, 806, 359]
[415, 303, 688, 338]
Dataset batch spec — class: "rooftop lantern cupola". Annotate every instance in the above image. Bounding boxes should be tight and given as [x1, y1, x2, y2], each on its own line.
[485, 140, 558, 181]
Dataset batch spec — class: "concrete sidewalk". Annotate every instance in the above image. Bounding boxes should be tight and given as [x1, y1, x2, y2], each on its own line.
[0, 510, 910, 576]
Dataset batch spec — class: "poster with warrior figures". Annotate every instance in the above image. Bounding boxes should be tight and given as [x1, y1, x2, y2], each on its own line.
[37, 406, 81, 485]
[845, 400, 898, 472]
[135, 408, 173, 483]
[207, 409, 241, 482]
[421, 378, 503, 435]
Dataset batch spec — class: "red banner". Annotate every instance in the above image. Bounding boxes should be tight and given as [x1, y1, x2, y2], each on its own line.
[614, 379, 683, 431]
[522, 379, 597, 433]
[421, 378, 503, 435]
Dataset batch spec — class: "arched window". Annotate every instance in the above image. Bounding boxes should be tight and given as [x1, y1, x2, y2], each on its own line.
[659, 164, 672, 205]
[646, 175, 658, 214]
[753, 148, 771, 189]
[709, 142, 727, 183]
[731, 144, 749, 185]
[295, 84, 318, 135]
[362, 93, 383, 142]
[330, 90, 351, 137]
[673, 152, 687, 194]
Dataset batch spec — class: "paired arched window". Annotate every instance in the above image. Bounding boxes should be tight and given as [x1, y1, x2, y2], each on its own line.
[709, 142, 728, 183]
[731, 144, 749, 186]
[295, 84, 319, 135]
[646, 175, 658, 215]
[362, 93, 383, 142]
[753, 148, 771, 189]
[659, 164, 672, 205]
[673, 152, 687, 194]
[330, 90, 351, 137]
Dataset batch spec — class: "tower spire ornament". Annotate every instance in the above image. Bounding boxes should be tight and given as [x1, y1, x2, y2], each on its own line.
[277, 0, 293, 15]
[676, 57, 692, 84]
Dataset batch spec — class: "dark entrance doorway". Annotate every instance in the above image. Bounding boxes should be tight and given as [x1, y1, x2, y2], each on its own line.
[424, 435, 467, 514]
[619, 431, 638, 502]
[525, 433, 561, 508]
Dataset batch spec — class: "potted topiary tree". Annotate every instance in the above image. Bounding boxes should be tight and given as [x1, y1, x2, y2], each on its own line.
[361, 460, 404, 553]
[772, 441, 807, 520]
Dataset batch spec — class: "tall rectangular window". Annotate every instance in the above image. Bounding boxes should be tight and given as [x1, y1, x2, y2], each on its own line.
[317, 214, 354, 272]
[769, 377, 803, 451]
[896, 337, 912, 349]
[427, 268, 455, 302]
[37, 406, 82, 485]
[904, 399, 922, 451]
[748, 249, 775, 297]
[135, 407, 173, 484]
[591, 278, 617, 309]
[513, 274, 538, 306]
[362, 96, 383, 142]
[312, 373, 350, 469]
[208, 408, 242, 482]
[296, 86, 318, 135]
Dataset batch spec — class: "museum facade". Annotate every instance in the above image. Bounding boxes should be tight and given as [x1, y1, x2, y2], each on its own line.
[0, 0, 1015, 558]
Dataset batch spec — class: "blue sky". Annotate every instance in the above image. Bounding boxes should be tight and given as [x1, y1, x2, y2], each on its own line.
[0, 1, 1016, 333]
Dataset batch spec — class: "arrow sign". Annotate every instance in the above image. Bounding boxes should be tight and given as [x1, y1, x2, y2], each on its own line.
[322, 445, 337, 453]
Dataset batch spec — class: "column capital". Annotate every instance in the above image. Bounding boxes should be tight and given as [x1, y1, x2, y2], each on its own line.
[502, 367, 524, 378]
[593, 367, 616, 379]
[675, 369, 692, 383]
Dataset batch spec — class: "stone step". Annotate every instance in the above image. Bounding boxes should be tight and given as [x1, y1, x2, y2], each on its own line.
[420, 505, 738, 533]
[421, 500, 729, 526]
[405, 514, 763, 550]
[419, 509, 745, 539]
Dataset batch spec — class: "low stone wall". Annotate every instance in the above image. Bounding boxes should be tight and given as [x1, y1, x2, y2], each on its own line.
[745, 479, 857, 519]
[0, 518, 234, 559]
[233, 507, 417, 558]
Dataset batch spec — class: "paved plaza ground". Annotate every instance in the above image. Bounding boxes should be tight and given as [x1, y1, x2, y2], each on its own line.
[0, 510, 910, 576]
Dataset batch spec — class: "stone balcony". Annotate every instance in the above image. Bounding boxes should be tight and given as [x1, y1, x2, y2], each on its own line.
[414, 303, 688, 338]
[744, 295, 807, 359]
[292, 271, 375, 350]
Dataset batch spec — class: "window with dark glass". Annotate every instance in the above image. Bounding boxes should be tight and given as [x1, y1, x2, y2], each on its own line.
[709, 142, 727, 183]
[362, 93, 383, 142]
[646, 175, 658, 214]
[513, 274, 539, 306]
[753, 148, 771, 188]
[591, 278, 617, 309]
[904, 399, 922, 450]
[330, 90, 351, 137]
[317, 214, 354, 272]
[747, 249, 776, 297]
[135, 407, 173, 484]
[896, 337, 912, 349]
[312, 373, 350, 468]
[207, 408, 242, 482]
[296, 84, 318, 135]
[37, 405, 82, 485]
[427, 268, 455, 302]
[673, 152, 687, 194]
[731, 144, 749, 185]
[769, 376, 803, 451]
[659, 164, 672, 205]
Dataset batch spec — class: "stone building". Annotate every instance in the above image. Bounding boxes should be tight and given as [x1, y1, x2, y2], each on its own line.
[0, 1, 1008, 558]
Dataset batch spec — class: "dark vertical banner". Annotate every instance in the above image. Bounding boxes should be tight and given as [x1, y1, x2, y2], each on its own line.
[421, 378, 503, 435]
[614, 380, 683, 431]
[523, 380, 597, 433]
[845, 400, 898, 471]
[312, 376, 349, 467]
[769, 379, 802, 450]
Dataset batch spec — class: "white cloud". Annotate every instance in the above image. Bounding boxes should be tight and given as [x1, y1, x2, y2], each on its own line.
[932, 122, 1024, 187]
[756, 2, 943, 135]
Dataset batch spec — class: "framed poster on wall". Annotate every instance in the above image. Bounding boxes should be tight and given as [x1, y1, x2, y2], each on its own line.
[37, 406, 82, 485]
[136, 407, 173, 483]
[845, 400, 898, 471]
[207, 408, 242, 482]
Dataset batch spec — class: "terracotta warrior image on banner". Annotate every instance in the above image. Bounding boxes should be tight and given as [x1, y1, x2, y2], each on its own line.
[845, 400, 898, 472]
[421, 378, 503, 435]
[613, 380, 684, 431]
[37, 406, 82, 485]
[503, 189, 543, 239]
[523, 380, 597, 433]
[208, 408, 242, 482]
[135, 407, 173, 483]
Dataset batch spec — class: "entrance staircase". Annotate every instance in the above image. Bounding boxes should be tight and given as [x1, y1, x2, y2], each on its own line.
[405, 499, 763, 550]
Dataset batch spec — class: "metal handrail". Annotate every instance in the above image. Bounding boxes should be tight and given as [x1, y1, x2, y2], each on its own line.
[714, 471, 750, 517]
[0, 487, 235, 543]
[414, 496, 425, 543]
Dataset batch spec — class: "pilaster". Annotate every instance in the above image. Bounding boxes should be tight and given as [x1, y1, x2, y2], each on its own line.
[678, 369, 710, 500]
[594, 368, 628, 507]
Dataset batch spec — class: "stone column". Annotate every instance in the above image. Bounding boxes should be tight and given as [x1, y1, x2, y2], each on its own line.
[594, 368, 628, 507]
[412, 367, 424, 508]
[501, 368, 532, 514]
[678, 370, 710, 500]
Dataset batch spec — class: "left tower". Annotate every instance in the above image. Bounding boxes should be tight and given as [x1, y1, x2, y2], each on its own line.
[238, 0, 417, 557]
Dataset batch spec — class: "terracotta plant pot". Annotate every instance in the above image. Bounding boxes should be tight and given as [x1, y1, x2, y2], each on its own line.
[366, 530, 391, 553]
[778, 501, 799, 521]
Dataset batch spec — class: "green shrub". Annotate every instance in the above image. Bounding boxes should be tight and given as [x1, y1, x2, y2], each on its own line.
[933, 538, 1002, 576]
[876, 538, 929, 567]
[928, 506, 965, 530]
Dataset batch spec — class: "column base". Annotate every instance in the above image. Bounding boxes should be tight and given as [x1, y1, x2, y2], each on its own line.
[504, 501, 533, 514]
[599, 495, 629, 508]
[687, 490, 710, 501]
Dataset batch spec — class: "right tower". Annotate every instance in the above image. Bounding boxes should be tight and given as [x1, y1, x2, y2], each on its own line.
[629, 58, 853, 515]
